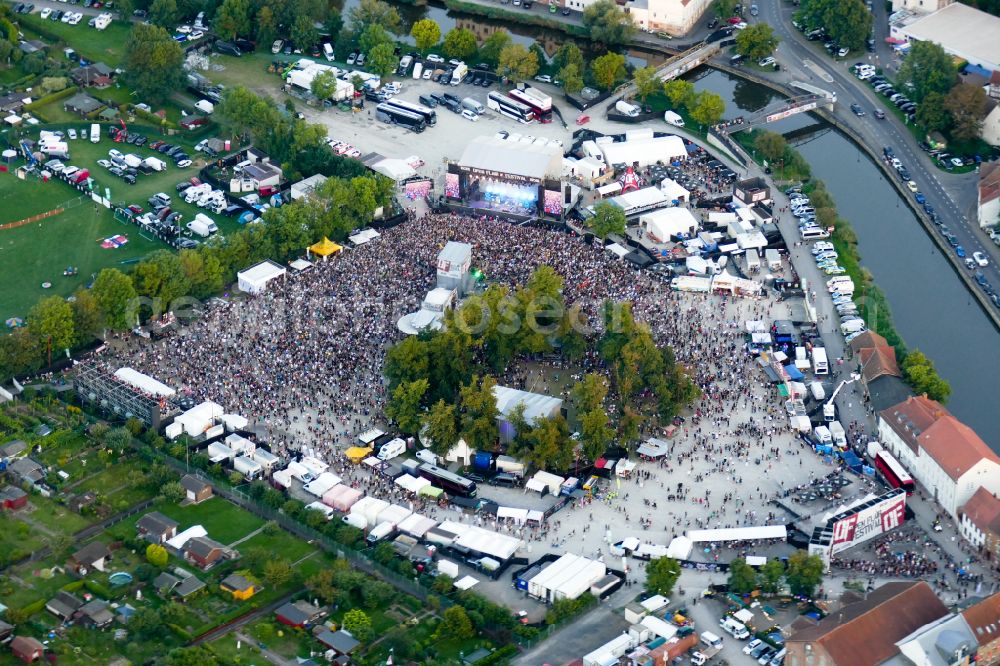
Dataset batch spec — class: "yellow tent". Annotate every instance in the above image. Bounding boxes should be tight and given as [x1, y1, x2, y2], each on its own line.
[309, 237, 343, 259]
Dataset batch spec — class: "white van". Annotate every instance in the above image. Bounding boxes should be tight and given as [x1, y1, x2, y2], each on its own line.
[323, 42, 335, 61]
[366, 521, 396, 544]
[377, 437, 406, 461]
[195, 99, 214, 114]
[841, 319, 866, 335]
[664, 110, 684, 126]
[720, 617, 750, 640]
[90, 123, 100, 144]
[186, 218, 213, 237]
[415, 448, 437, 465]
[800, 227, 830, 240]
[342, 513, 367, 530]
[193, 213, 218, 233]
[700, 631, 723, 649]
[123, 153, 143, 168]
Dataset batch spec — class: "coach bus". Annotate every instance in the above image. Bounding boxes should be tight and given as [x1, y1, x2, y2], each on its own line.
[874, 450, 915, 495]
[382, 98, 437, 126]
[487, 91, 536, 124]
[375, 103, 427, 133]
[508, 88, 552, 123]
[417, 463, 478, 498]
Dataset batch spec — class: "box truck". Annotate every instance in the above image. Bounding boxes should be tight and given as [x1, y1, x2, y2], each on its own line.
[193, 213, 218, 233]
[366, 520, 396, 545]
[412, 62, 423, 80]
[186, 218, 213, 237]
[90, 123, 100, 143]
[829, 421, 847, 448]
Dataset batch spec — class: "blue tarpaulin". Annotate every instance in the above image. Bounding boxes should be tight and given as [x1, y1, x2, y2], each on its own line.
[840, 450, 863, 473]
[784, 365, 804, 381]
[964, 63, 992, 77]
[862, 465, 876, 476]
[815, 445, 834, 455]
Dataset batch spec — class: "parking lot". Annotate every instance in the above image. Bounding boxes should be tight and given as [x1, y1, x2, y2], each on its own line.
[301, 76, 591, 189]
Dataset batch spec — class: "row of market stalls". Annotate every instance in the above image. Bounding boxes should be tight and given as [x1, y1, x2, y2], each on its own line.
[670, 273, 763, 297]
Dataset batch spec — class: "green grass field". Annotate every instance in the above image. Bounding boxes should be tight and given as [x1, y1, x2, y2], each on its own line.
[154, 496, 265, 545]
[0, 123, 245, 320]
[17, 14, 132, 67]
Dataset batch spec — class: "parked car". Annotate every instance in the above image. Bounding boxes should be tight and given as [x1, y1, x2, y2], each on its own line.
[973, 251, 989, 267]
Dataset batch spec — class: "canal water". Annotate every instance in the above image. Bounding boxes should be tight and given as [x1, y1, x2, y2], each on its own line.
[335, 2, 1000, 444]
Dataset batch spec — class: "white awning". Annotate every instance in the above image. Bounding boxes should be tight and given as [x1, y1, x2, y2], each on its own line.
[497, 507, 529, 523]
[114, 367, 175, 397]
[454, 575, 479, 590]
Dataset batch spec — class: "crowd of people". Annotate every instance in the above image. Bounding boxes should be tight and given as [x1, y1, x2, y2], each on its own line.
[91, 212, 987, 602]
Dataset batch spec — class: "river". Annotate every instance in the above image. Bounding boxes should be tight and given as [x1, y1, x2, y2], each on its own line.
[336, 2, 1000, 444]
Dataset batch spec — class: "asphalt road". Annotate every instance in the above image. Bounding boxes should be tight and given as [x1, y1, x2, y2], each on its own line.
[754, 0, 1000, 293]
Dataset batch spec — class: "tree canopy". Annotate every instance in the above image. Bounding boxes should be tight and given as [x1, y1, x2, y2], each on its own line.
[443, 28, 478, 60]
[797, 0, 872, 51]
[590, 52, 627, 91]
[123, 23, 186, 102]
[646, 557, 682, 596]
[735, 23, 780, 60]
[588, 201, 627, 238]
[897, 40, 956, 104]
[582, 0, 637, 46]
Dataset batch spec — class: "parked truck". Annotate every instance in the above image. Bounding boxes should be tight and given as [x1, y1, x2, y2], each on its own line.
[829, 421, 847, 448]
[496, 455, 525, 477]
[451, 62, 468, 85]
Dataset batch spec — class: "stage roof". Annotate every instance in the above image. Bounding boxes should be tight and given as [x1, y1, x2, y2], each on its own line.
[457, 136, 563, 181]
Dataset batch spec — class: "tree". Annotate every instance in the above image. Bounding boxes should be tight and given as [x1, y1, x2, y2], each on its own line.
[558, 63, 584, 94]
[460, 375, 499, 451]
[29, 296, 75, 353]
[897, 40, 956, 105]
[359, 23, 393, 55]
[578, 408, 614, 462]
[342, 608, 373, 642]
[785, 550, 824, 597]
[735, 23, 779, 60]
[442, 27, 477, 60]
[123, 23, 186, 102]
[798, 0, 871, 51]
[423, 399, 459, 456]
[916, 91, 949, 133]
[582, 0, 636, 46]
[663, 79, 696, 109]
[160, 481, 185, 503]
[590, 52, 626, 91]
[213, 0, 250, 41]
[348, 0, 402, 35]
[410, 18, 441, 53]
[386, 379, 429, 435]
[588, 201, 627, 238]
[945, 82, 989, 141]
[70, 289, 101, 343]
[727, 558, 757, 594]
[479, 30, 512, 68]
[646, 557, 682, 596]
[255, 6, 278, 45]
[310, 69, 339, 100]
[291, 15, 319, 52]
[369, 42, 397, 78]
[573, 373, 608, 413]
[264, 559, 293, 587]
[901, 350, 951, 403]
[554, 43, 584, 72]
[633, 66, 661, 102]
[146, 543, 169, 567]
[689, 90, 726, 126]
[759, 559, 785, 594]
[436, 606, 474, 640]
[497, 43, 539, 83]
[148, 0, 178, 27]
[754, 130, 787, 163]
[713, 0, 737, 18]
[384, 335, 430, 389]
[132, 250, 191, 307]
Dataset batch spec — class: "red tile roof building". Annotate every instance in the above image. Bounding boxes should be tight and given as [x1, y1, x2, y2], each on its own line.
[784, 582, 949, 666]
[963, 591, 1000, 665]
[878, 396, 1000, 518]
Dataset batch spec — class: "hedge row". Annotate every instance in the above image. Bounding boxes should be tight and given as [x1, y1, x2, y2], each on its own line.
[23, 85, 78, 112]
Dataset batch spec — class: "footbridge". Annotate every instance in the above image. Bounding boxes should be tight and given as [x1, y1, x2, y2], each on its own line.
[722, 93, 833, 133]
[616, 41, 722, 98]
